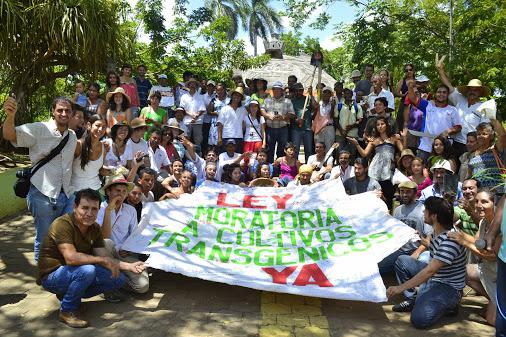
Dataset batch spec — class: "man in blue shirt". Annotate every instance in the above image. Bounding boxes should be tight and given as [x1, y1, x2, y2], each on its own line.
[135, 64, 152, 109]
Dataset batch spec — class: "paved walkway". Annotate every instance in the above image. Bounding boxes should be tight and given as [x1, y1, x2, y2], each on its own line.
[0, 212, 495, 336]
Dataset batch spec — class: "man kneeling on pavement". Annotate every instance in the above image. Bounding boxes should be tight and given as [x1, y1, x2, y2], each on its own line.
[37, 188, 146, 328]
[386, 196, 467, 329]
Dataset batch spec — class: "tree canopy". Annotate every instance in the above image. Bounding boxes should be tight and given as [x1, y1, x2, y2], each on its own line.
[0, 0, 135, 123]
[284, 0, 506, 112]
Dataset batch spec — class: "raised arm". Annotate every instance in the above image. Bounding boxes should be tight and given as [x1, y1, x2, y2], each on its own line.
[435, 54, 454, 93]
[347, 137, 374, 158]
[2, 97, 17, 142]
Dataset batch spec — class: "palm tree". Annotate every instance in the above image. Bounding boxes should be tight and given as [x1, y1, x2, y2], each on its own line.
[204, 0, 248, 40]
[244, 0, 282, 56]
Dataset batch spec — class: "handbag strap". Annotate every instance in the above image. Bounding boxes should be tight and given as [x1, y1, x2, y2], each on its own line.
[247, 114, 263, 140]
[30, 132, 70, 176]
[492, 147, 505, 169]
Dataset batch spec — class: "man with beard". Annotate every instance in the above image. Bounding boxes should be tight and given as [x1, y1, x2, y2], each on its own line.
[378, 181, 431, 275]
[436, 54, 491, 158]
[406, 79, 462, 163]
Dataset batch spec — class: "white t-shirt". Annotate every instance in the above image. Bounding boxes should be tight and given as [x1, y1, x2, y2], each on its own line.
[125, 138, 149, 158]
[217, 152, 241, 182]
[307, 154, 334, 169]
[367, 89, 395, 112]
[243, 114, 265, 142]
[148, 145, 170, 172]
[150, 85, 174, 107]
[330, 165, 355, 181]
[449, 89, 490, 144]
[418, 100, 461, 152]
[217, 105, 247, 139]
[180, 91, 206, 125]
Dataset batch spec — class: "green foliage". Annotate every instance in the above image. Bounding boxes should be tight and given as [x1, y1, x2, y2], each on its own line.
[205, 0, 249, 39]
[284, 0, 506, 113]
[0, 0, 135, 124]
[245, 0, 283, 56]
[155, 15, 270, 87]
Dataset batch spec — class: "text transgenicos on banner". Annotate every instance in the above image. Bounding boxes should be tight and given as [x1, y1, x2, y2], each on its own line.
[122, 180, 416, 302]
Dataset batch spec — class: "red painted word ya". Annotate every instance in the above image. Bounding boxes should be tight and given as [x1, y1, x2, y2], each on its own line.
[262, 263, 333, 287]
[217, 193, 293, 210]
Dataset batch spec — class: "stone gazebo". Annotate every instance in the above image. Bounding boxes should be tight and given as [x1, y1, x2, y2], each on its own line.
[237, 36, 337, 89]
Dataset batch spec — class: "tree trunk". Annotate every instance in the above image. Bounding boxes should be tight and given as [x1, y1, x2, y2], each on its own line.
[253, 35, 258, 56]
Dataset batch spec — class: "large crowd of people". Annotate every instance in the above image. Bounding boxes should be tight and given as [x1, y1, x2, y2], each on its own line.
[2, 58, 506, 335]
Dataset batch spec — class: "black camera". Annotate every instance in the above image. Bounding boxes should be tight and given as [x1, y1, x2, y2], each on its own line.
[16, 167, 32, 179]
[136, 154, 149, 163]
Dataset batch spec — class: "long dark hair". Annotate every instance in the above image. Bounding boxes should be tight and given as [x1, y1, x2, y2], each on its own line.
[80, 114, 107, 170]
[106, 71, 120, 88]
[431, 135, 455, 160]
[108, 93, 130, 112]
[373, 116, 393, 138]
[249, 102, 261, 123]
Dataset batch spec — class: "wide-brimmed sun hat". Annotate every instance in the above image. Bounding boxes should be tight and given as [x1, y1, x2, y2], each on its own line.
[130, 117, 147, 129]
[397, 149, 415, 167]
[457, 79, 491, 97]
[106, 87, 131, 104]
[166, 120, 185, 135]
[230, 87, 245, 99]
[101, 174, 134, 195]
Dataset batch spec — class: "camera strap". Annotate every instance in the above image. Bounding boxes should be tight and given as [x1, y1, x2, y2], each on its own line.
[30, 132, 70, 176]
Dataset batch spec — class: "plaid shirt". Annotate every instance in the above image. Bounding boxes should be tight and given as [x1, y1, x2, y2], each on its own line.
[263, 96, 294, 128]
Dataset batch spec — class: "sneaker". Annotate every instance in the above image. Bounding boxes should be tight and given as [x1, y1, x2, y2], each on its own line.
[102, 290, 125, 303]
[392, 299, 415, 312]
[59, 311, 88, 328]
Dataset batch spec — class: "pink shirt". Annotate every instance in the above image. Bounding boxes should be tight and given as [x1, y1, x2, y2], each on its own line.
[121, 82, 139, 107]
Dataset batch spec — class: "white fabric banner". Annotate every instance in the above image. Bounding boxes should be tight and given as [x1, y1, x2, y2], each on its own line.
[122, 179, 415, 302]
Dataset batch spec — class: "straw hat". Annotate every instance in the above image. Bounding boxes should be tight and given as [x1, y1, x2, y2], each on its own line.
[130, 117, 147, 129]
[249, 178, 276, 187]
[230, 87, 245, 99]
[101, 175, 134, 195]
[106, 87, 131, 104]
[166, 120, 185, 135]
[457, 79, 491, 97]
[397, 149, 415, 167]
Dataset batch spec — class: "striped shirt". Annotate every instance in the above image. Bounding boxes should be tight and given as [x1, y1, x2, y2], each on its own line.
[429, 230, 467, 290]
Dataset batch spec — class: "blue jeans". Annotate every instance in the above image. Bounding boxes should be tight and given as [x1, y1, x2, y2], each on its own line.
[42, 264, 126, 312]
[496, 258, 506, 336]
[27, 185, 74, 262]
[266, 127, 289, 162]
[378, 248, 413, 275]
[291, 128, 313, 162]
[411, 280, 462, 329]
[394, 254, 428, 299]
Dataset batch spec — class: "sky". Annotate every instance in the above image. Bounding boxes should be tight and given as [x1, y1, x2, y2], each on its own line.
[128, 0, 358, 55]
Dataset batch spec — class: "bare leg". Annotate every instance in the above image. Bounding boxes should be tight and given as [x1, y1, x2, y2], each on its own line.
[466, 264, 488, 298]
